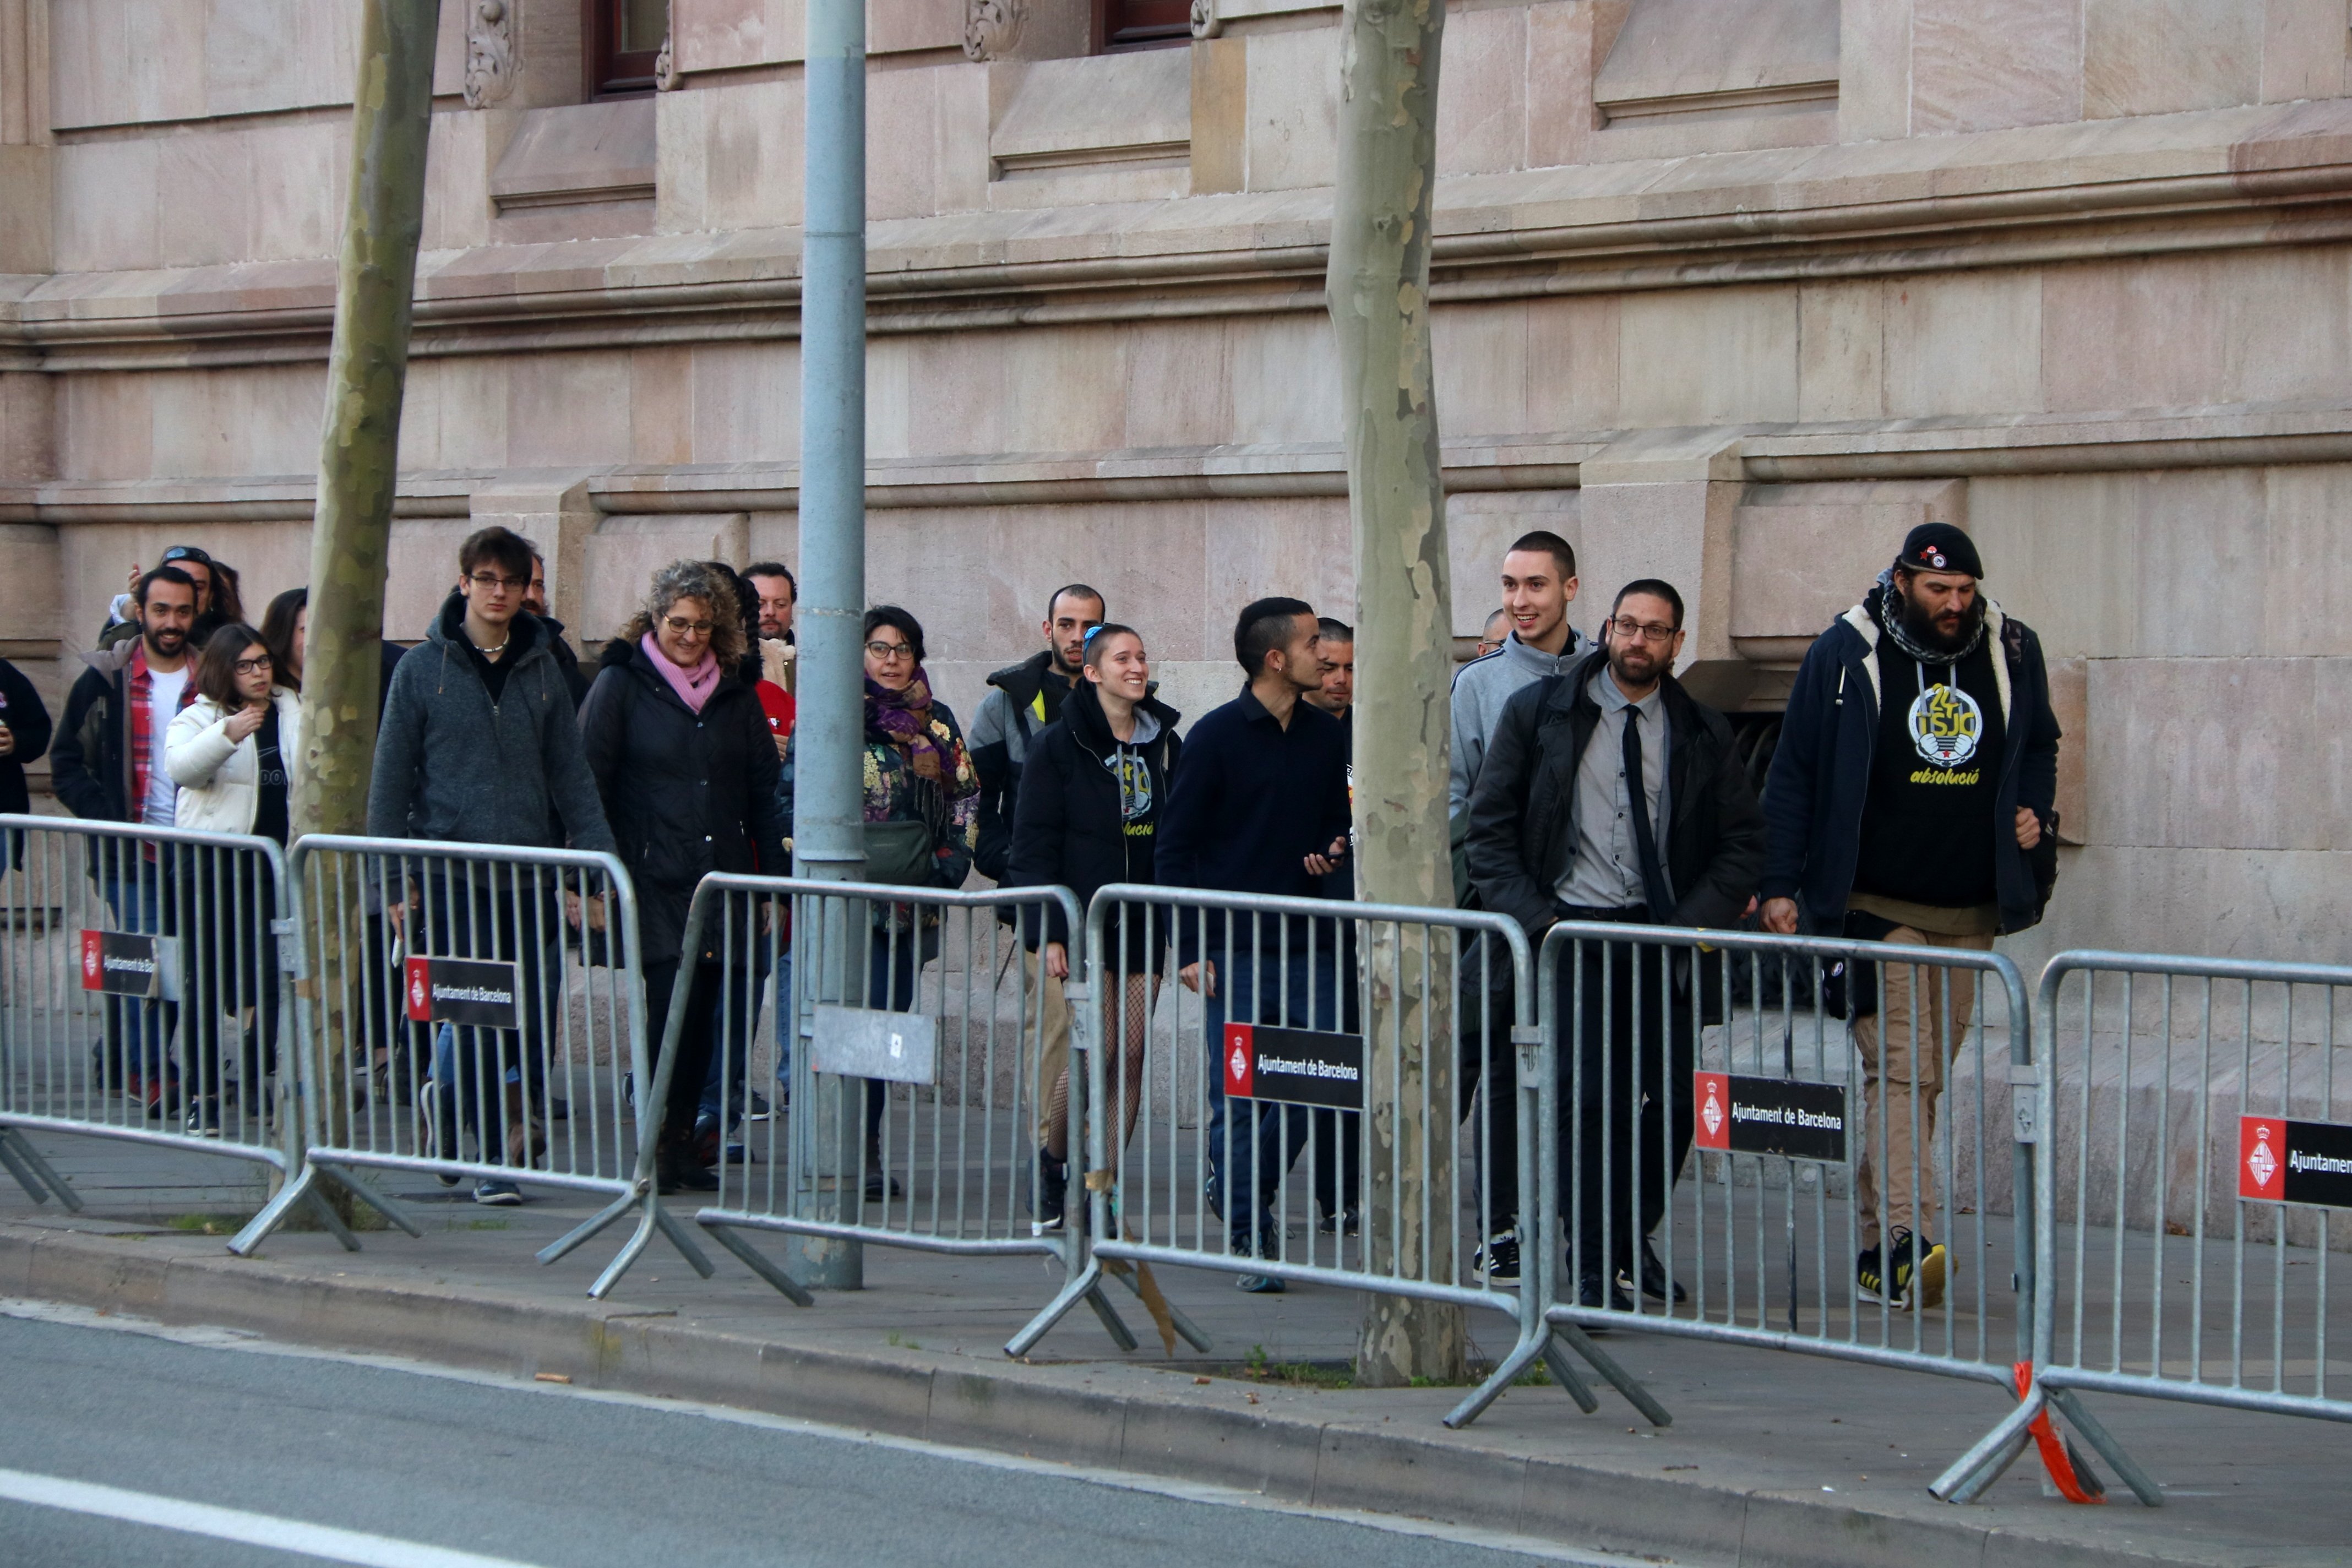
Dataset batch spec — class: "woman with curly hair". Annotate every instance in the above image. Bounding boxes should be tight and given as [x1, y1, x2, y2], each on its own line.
[580, 560, 787, 1193]
[777, 603, 979, 1199]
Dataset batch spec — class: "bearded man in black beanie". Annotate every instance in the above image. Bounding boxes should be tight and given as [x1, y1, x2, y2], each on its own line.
[1758, 524, 2061, 1311]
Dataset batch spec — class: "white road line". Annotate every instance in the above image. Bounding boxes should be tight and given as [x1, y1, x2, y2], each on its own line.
[0, 1467, 548, 1568]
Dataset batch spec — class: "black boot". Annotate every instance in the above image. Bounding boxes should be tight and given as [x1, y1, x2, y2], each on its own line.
[1034, 1150, 1068, 1233]
[656, 1127, 718, 1195]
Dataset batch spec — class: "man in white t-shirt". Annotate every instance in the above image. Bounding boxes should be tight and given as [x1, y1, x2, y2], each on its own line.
[50, 567, 200, 1113]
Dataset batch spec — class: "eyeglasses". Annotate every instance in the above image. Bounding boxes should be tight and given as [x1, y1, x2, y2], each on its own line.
[232, 656, 273, 675]
[467, 571, 527, 592]
[663, 616, 715, 637]
[864, 640, 915, 660]
[1608, 617, 1680, 645]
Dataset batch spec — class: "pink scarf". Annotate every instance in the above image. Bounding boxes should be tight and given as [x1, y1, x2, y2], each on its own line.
[642, 633, 720, 714]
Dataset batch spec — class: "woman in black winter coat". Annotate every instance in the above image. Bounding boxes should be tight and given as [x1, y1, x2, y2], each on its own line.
[580, 560, 786, 1194]
[0, 654, 54, 875]
[1007, 624, 1180, 1211]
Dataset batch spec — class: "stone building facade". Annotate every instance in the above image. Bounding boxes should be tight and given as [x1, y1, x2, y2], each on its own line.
[2, 0, 2349, 966]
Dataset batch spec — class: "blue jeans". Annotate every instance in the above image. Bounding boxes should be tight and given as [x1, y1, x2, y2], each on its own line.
[1204, 946, 1339, 1239]
[699, 942, 780, 1125]
[100, 875, 174, 1082]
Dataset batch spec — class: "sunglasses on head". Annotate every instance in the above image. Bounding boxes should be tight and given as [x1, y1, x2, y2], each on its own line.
[160, 546, 214, 567]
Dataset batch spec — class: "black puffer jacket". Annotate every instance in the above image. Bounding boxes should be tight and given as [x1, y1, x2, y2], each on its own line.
[579, 638, 787, 966]
[1006, 680, 1182, 954]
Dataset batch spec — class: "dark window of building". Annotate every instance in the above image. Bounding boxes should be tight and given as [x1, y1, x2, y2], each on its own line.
[586, 0, 667, 97]
[1097, 0, 1190, 51]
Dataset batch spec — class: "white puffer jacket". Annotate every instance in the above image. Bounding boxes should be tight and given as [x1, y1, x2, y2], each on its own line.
[165, 688, 302, 836]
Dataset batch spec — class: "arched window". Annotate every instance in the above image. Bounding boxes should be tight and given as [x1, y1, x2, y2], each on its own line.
[587, 0, 667, 97]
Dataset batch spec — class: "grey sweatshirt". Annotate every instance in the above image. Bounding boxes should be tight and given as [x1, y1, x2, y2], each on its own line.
[1447, 625, 1594, 817]
[367, 595, 615, 853]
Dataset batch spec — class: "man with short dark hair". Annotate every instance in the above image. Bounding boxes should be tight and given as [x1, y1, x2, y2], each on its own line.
[1159, 596, 1351, 1290]
[1468, 578, 1766, 1310]
[1451, 531, 1591, 816]
[371, 526, 614, 1205]
[745, 563, 797, 643]
[972, 584, 1105, 884]
[1761, 524, 2060, 1310]
[1305, 617, 1354, 723]
[53, 566, 204, 1113]
[1447, 531, 1592, 1281]
[971, 584, 1105, 1215]
[1474, 607, 1510, 661]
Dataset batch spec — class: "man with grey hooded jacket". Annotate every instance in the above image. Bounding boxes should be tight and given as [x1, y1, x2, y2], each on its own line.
[368, 526, 614, 1205]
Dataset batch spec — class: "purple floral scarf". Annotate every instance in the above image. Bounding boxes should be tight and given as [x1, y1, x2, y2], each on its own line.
[865, 669, 955, 785]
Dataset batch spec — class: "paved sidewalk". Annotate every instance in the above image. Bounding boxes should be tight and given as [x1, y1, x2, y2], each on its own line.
[1, 1128, 2345, 1568]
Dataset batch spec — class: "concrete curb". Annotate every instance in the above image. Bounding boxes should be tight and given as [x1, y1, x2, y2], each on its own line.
[0, 1221, 2242, 1568]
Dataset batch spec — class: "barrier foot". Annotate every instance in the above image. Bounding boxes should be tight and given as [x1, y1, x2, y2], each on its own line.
[1536, 1333, 1602, 1415]
[1446, 1326, 1559, 1428]
[315, 1165, 423, 1238]
[1931, 1392, 2040, 1504]
[1104, 1260, 1212, 1353]
[1552, 1320, 1672, 1427]
[694, 1219, 815, 1306]
[536, 1189, 636, 1267]
[2048, 1389, 2163, 1507]
[0, 1129, 79, 1210]
[1005, 1262, 1133, 1358]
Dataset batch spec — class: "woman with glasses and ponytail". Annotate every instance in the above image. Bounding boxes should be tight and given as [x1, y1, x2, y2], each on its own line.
[1006, 623, 1181, 1231]
[164, 623, 299, 1136]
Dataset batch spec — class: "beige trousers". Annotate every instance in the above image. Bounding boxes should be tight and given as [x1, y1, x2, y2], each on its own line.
[1851, 925, 1995, 1250]
[1025, 951, 1073, 1150]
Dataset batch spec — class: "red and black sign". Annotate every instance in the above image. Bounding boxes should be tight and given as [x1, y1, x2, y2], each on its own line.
[404, 956, 522, 1030]
[2239, 1115, 2352, 1210]
[78, 929, 176, 998]
[1692, 1070, 1848, 1162]
[1222, 1023, 1364, 1111]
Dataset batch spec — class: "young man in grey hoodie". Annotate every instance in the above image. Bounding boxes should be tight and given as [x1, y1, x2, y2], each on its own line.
[368, 526, 614, 1205]
[1446, 529, 1592, 1287]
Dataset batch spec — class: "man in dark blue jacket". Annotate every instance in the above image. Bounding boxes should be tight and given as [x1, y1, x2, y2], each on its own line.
[1157, 597, 1351, 1291]
[1760, 524, 2060, 1311]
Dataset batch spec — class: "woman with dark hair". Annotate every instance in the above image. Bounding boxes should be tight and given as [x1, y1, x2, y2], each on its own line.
[579, 560, 786, 1193]
[1006, 624, 1179, 1230]
[164, 622, 299, 1135]
[777, 603, 979, 1197]
[258, 588, 306, 690]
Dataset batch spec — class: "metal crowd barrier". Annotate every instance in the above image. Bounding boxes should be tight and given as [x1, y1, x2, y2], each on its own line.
[684, 875, 1189, 1341]
[1009, 884, 1649, 1428]
[0, 816, 324, 1251]
[1943, 951, 2352, 1506]
[252, 835, 713, 1297]
[1528, 920, 2038, 1461]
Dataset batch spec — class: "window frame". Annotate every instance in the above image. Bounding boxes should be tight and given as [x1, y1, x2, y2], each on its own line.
[1095, 0, 1191, 52]
[584, 0, 666, 99]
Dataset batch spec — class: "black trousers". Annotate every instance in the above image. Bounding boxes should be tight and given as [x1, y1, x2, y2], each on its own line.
[415, 872, 557, 1167]
[1557, 933, 1696, 1277]
[171, 846, 279, 1105]
[1453, 929, 1522, 1237]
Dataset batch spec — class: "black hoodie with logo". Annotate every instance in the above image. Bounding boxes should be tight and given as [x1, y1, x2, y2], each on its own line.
[1005, 679, 1182, 956]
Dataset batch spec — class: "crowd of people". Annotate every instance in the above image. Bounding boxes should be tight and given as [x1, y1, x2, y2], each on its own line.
[2, 514, 2060, 1310]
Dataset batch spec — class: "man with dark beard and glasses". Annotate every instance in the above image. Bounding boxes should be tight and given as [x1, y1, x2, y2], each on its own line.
[1759, 524, 2060, 1311]
[1467, 580, 1765, 1311]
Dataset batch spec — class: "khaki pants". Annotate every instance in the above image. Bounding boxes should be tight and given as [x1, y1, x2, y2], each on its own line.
[1852, 925, 1995, 1250]
[1025, 951, 1073, 1150]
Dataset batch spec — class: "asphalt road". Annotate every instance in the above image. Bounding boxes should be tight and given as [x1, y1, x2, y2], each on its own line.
[0, 1309, 1599, 1568]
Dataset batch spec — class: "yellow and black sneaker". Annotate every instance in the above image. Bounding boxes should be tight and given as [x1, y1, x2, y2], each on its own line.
[1858, 1228, 1948, 1309]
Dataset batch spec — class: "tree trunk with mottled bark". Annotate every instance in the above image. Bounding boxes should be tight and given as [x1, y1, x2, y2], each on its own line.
[1329, 0, 1464, 1386]
[291, 0, 441, 1167]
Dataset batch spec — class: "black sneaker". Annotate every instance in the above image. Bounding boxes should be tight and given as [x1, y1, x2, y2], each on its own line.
[1204, 1169, 1223, 1223]
[1472, 1228, 1522, 1287]
[1629, 1239, 1688, 1303]
[1033, 1151, 1068, 1235]
[1859, 1227, 1947, 1309]
[1233, 1218, 1286, 1293]
[1315, 1205, 1360, 1236]
[182, 1097, 221, 1139]
[1576, 1270, 1634, 1313]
